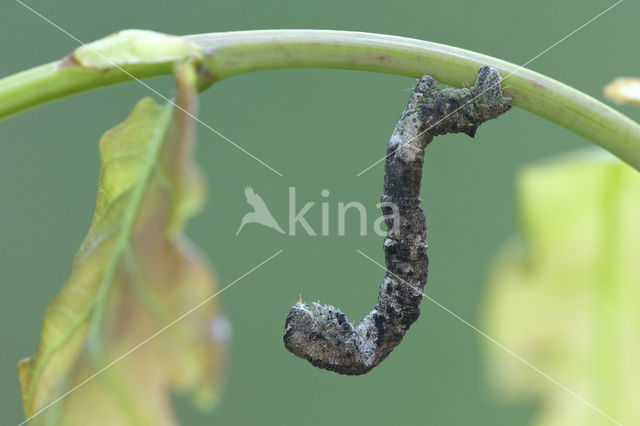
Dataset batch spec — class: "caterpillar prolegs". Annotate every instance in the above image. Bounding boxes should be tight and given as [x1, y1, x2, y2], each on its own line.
[283, 66, 512, 375]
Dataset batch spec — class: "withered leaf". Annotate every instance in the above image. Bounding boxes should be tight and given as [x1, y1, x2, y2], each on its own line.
[19, 62, 227, 426]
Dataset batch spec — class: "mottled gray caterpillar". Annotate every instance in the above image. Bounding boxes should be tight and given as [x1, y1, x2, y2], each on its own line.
[283, 66, 511, 375]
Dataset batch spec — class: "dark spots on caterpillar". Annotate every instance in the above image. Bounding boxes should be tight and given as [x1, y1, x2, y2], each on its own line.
[308, 332, 322, 342]
[465, 126, 478, 138]
[401, 307, 421, 327]
[389, 246, 413, 263]
[373, 313, 387, 345]
[282, 313, 294, 342]
[385, 305, 398, 322]
[284, 312, 292, 329]
[336, 312, 352, 333]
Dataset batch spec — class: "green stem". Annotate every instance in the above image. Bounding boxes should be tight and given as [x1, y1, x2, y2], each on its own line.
[1, 29, 639, 170]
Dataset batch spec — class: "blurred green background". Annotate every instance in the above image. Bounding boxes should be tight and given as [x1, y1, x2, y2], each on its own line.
[1, 0, 639, 424]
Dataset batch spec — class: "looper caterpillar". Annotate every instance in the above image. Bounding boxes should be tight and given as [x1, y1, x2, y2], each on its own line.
[283, 66, 512, 375]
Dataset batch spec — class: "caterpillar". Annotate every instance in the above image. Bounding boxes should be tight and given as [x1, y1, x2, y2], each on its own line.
[283, 66, 512, 375]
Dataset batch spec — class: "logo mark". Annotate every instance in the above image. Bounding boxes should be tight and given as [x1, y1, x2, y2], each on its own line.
[236, 186, 285, 235]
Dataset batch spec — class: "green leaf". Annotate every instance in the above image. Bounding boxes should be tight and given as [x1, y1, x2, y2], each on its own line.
[483, 150, 640, 425]
[18, 62, 227, 426]
[69, 30, 203, 71]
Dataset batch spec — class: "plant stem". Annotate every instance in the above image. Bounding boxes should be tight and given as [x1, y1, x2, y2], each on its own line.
[1, 29, 639, 170]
